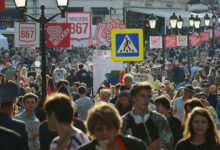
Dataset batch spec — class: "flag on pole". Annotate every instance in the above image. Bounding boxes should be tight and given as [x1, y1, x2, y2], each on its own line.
[0, 0, 5, 12]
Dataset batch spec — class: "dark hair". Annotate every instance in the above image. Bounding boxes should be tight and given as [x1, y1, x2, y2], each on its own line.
[72, 82, 80, 88]
[183, 107, 220, 149]
[22, 93, 38, 103]
[115, 83, 121, 89]
[130, 82, 153, 98]
[155, 95, 170, 110]
[56, 79, 69, 90]
[78, 86, 86, 94]
[44, 93, 74, 124]
[182, 98, 205, 125]
[48, 77, 55, 91]
[118, 90, 130, 98]
[79, 64, 84, 69]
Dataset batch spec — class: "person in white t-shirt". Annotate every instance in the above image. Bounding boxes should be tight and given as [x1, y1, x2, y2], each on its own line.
[53, 62, 67, 83]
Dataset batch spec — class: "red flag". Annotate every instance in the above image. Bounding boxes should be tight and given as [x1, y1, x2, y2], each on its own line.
[46, 23, 71, 48]
[0, 0, 5, 12]
[190, 35, 201, 46]
[165, 35, 177, 48]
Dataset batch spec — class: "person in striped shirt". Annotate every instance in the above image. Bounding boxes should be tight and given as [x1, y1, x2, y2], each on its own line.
[44, 93, 89, 150]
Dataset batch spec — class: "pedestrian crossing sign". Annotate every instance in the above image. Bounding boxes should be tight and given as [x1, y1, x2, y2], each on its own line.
[111, 29, 143, 61]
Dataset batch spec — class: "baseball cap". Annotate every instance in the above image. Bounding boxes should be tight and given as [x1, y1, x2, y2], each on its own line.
[0, 82, 19, 104]
[202, 80, 210, 87]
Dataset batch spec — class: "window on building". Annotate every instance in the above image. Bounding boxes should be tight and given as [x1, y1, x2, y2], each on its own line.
[66, 7, 84, 12]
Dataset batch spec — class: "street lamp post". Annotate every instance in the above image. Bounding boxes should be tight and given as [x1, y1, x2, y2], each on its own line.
[149, 14, 166, 68]
[204, 13, 220, 56]
[14, 0, 69, 100]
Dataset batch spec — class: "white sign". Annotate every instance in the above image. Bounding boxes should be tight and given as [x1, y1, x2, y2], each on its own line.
[66, 12, 91, 41]
[150, 36, 162, 49]
[93, 50, 123, 94]
[15, 22, 40, 47]
[177, 35, 187, 47]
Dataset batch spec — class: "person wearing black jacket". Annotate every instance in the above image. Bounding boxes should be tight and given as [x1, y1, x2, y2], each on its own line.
[115, 90, 132, 116]
[155, 95, 182, 148]
[0, 126, 26, 150]
[0, 82, 29, 150]
[75, 64, 91, 87]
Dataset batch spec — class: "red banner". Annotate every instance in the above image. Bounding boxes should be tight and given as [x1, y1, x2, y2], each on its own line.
[201, 32, 210, 41]
[0, 0, 5, 12]
[214, 28, 220, 38]
[190, 35, 201, 46]
[150, 36, 162, 49]
[177, 35, 187, 46]
[165, 35, 177, 48]
[46, 23, 71, 47]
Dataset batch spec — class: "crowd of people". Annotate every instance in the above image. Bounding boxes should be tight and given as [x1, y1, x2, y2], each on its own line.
[0, 42, 220, 150]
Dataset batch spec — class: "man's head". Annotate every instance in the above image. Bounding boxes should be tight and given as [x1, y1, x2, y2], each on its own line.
[79, 64, 84, 70]
[184, 78, 189, 85]
[114, 84, 121, 96]
[78, 86, 87, 97]
[22, 93, 38, 113]
[184, 85, 194, 100]
[202, 80, 210, 93]
[0, 82, 19, 115]
[123, 74, 133, 88]
[130, 82, 153, 113]
[155, 95, 170, 114]
[72, 82, 80, 92]
[164, 80, 170, 89]
[118, 90, 130, 108]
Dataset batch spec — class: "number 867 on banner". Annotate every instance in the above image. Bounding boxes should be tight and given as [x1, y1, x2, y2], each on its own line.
[67, 12, 91, 41]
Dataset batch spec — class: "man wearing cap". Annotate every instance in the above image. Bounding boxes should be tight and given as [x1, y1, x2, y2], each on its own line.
[14, 93, 40, 150]
[202, 80, 218, 109]
[0, 82, 29, 150]
[173, 85, 194, 121]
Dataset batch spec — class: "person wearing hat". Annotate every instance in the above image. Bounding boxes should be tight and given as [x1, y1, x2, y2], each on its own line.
[202, 80, 218, 109]
[0, 82, 29, 150]
[173, 85, 194, 121]
[0, 125, 26, 150]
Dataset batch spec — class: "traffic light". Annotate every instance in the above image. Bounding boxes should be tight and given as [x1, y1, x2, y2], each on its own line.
[145, 23, 150, 28]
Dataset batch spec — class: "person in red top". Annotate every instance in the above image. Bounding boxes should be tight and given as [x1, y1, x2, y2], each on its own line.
[13, 70, 25, 83]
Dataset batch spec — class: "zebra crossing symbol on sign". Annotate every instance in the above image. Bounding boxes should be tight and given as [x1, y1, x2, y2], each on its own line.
[117, 35, 138, 53]
[111, 29, 143, 61]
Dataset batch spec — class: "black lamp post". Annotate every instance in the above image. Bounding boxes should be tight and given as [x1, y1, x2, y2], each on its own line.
[204, 13, 220, 53]
[176, 14, 201, 74]
[14, 0, 69, 100]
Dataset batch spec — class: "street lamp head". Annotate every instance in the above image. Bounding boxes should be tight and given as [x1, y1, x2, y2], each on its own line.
[14, 0, 27, 11]
[212, 14, 217, 24]
[194, 15, 201, 29]
[148, 14, 157, 29]
[204, 13, 210, 27]
[169, 13, 178, 29]
[57, 0, 69, 18]
[189, 14, 194, 27]
[218, 16, 220, 24]
[177, 16, 183, 29]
